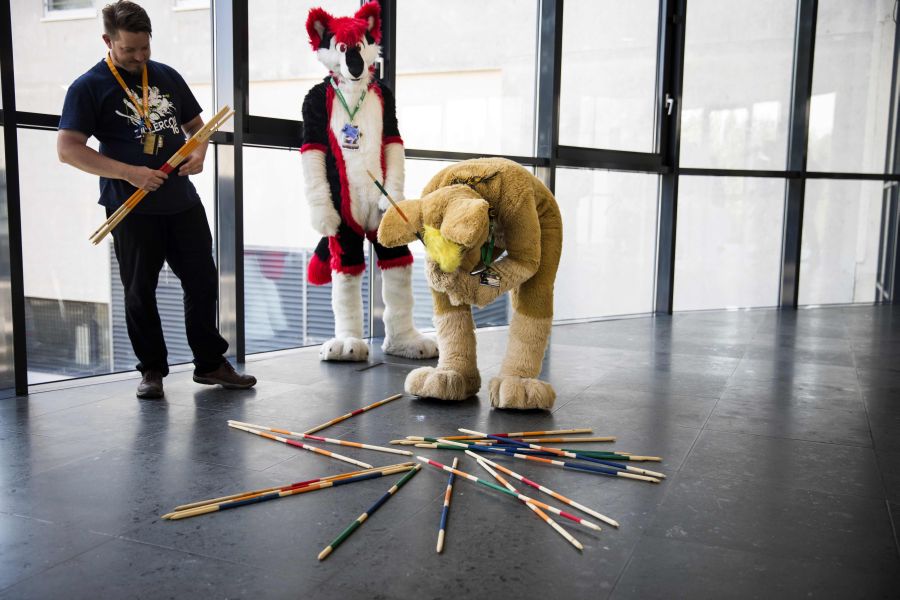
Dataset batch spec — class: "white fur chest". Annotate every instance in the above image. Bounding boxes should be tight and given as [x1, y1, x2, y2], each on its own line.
[329, 85, 384, 232]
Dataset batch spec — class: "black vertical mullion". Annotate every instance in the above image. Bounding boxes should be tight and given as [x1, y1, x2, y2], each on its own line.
[369, 0, 396, 340]
[211, 0, 246, 362]
[380, 0, 396, 89]
[654, 0, 687, 315]
[780, 0, 817, 308]
[0, 0, 28, 394]
[535, 0, 563, 193]
[877, 5, 900, 303]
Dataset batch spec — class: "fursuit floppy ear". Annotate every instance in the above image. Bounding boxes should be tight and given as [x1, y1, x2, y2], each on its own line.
[377, 199, 422, 248]
[306, 7, 333, 50]
[440, 196, 490, 249]
[355, 1, 382, 43]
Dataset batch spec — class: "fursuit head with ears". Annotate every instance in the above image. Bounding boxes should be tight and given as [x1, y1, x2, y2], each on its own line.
[300, 1, 437, 363]
[377, 158, 563, 410]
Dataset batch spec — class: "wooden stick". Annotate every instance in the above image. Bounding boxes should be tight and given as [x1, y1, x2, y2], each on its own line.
[165, 465, 413, 521]
[318, 464, 422, 560]
[416, 456, 602, 532]
[228, 422, 373, 469]
[365, 169, 408, 222]
[89, 106, 233, 244]
[438, 438, 660, 483]
[421, 442, 658, 462]
[460, 428, 665, 479]
[436, 457, 458, 553]
[472, 453, 583, 551]
[227, 419, 412, 457]
[470, 452, 619, 528]
[303, 393, 404, 435]
[408, 428, 593, 442]
[167, 462, 414, 513]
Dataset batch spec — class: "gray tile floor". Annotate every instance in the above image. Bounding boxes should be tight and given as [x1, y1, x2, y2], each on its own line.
[1, 306, 899, 599]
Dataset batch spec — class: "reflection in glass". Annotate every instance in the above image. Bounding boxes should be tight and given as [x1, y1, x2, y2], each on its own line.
[11, 0, 213, 117]
[18, 129, 213, 383]
[0, 126, 13, 392]
[405, 159, 509, 330]
[396, 0, 537, 155]
[554, 168, 658, 319]
[799, 180, 882, 305]
[242, 146, 369, 354]
[674, 177, 784, 310]
[559, 0, 660, 152]
[808, 0, 895, 173]
[248, 0, 359, 120]
[680, 0, 795, 170]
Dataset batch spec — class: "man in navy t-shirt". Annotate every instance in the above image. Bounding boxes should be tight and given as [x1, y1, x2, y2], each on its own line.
[58, 0, 255, 399]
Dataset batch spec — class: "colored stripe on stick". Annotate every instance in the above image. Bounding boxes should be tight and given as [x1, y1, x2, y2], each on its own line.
[318, 464, 422, 560]
[228, 422, 372, 469]
[165, 465, 414, 521]
[436, 457, 458, 553]
[471, 453, 583, 551]
[459, 428, 665, 479]
[470, 452, 618, 528]
[228, 419, 412, 456]
[416, 456, 602, 532]
[303, 393, 404, 435]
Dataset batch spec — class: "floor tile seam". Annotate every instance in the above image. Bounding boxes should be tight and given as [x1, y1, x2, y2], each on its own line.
[115, 443, 295, 473]
[0, 531, 117, 596]
[681, 468, 888, 502]
[639, 525, 900, 569]
[0, 394, 120, 420]
[710, 397, 867, 413]
[690, 428, 883, 454]
[607, 469, 694, 597]
[700, 424, 874, 449]
[886, 499, 900, 563]
[672, 426, 707, 477]
[855, 362, 890, 499]
[1, 447, 125, 489]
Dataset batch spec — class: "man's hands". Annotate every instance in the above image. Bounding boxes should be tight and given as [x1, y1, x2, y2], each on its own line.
[177, 146, 206, 177]
[125, 165, 168, 192]
[123, 143, 206, 191]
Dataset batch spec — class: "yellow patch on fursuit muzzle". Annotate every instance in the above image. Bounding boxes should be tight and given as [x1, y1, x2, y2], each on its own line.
[423, 225, 463, 273]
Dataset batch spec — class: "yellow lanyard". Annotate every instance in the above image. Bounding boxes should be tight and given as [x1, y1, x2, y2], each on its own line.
[105, 53, 152, 131]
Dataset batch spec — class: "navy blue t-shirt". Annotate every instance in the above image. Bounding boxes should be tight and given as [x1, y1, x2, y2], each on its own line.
[59, 59, 203, 215]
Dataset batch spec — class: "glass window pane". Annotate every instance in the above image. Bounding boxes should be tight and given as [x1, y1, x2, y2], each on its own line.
[554, 169, 658, 319]
[808, 0, 896, 173]
[559, 0, 660, 152]
[680, 0, 796, 170]
[799, 180, 882, 304]
[19, 129, 213, 383]
[20, 129, 113, 383]
[12, 1, 213, 118]
[243, 146, 369, 354]
[674, 177, 784, 310]
[404, 159, 511, 330]
[396, 0, 538, 155]
[248, 0, 359, 120]
[0, 126, 14, 393]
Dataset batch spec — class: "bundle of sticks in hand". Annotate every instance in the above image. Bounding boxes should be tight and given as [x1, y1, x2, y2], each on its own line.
[88, 105, 235, 245]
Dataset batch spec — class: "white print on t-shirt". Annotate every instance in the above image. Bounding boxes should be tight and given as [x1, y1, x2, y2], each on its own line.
[115, 84, 181, 138]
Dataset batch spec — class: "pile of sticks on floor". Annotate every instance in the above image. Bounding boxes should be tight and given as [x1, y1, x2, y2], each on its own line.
[162, 395, 666, 558]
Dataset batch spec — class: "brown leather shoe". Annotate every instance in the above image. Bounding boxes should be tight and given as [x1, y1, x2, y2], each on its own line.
[193, 360, 257, 389]
[136, 370, 164, 399]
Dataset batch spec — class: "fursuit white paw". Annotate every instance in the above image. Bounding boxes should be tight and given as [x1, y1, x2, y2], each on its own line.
[319, 337, 369, 362]
[405, 366, 479, 401]
[489, 375, 556, 410]
[309, 204, 342, 237]
[382, 333, 439, 359]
